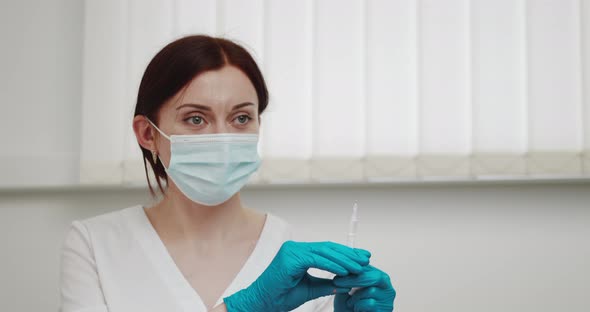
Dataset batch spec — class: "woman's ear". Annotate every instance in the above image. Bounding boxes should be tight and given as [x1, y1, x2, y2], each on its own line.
[133, 115, 158, 152]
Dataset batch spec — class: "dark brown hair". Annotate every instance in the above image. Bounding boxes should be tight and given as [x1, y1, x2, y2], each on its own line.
[133, 35, 269, 196]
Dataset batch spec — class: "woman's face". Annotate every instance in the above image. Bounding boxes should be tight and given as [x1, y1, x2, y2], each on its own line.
[135, 64, 260, 169]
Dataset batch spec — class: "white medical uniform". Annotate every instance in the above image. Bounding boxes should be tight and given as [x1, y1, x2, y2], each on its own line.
[60, 205, 334, 312]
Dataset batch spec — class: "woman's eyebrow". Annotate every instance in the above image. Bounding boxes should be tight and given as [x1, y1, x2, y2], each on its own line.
[176, 103, 211, 111]
[232, 102, 254, 110]
[176, 102, 254, 111]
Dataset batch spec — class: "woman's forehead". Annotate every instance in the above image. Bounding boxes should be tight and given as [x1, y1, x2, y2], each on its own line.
[167, 65, 258, 112]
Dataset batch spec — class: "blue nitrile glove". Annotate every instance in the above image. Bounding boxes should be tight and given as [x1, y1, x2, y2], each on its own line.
[223, 241, 371, 311]
[333, 265, 396, 311]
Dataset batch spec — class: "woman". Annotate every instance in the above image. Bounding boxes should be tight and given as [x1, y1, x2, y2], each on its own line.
[60, 35, 395, 312]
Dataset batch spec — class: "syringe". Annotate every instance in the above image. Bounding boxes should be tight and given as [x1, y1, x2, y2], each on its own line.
[347, 202, 358, 248]
[347, 202, 360, 295]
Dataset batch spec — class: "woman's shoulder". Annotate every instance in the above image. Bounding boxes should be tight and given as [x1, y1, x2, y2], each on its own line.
[70, 205, 143, 237]
[78, 205, 143, 227]
[63, 205, 146, 252]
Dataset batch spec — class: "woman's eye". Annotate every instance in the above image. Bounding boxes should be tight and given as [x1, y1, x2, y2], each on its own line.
[187, 116, 203, 125]
[235, 115, 251, 125]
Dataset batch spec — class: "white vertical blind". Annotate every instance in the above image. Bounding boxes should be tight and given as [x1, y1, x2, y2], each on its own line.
[418, 0, 472, 178]
[81, 0, 590, 185]
[471, 0, 527, 176]
[365, 0, 418, 179]
[527, 0, 584, 175]
[81, 0, 128, 183]
[472, 0, 526, 153]
[219, 0, 264, 60]
[583, 0, 590, 173]
[313, 0, 365, 180]
[419, 0, 471, 155]
[261, 0, 313, 181]
[528, 0, 582, 151]
[174, 0, 217, 36]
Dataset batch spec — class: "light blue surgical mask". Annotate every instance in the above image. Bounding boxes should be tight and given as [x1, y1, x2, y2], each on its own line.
[147, 119, 261, 206]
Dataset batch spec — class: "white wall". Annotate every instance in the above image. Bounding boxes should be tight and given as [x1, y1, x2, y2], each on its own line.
[0, 182, 589, 311]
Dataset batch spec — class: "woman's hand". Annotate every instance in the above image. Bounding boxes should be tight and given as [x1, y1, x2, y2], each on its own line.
[333, 265, 396, 311]
[223, 241, 371, 312]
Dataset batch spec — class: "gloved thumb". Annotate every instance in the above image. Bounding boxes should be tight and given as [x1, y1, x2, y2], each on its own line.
[306, 275, 351, 300]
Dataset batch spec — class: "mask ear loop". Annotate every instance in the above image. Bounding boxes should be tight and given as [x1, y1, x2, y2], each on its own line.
[145, 118, 170, 165]
[146, 118, 171, 140]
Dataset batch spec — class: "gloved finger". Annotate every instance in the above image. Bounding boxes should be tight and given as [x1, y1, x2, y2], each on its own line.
[353, 298, 379, 312]
[312, 245, 365, 275]
[320, 242, 371, 265]
[305, 274, 351, 299]
[305, 253, 350, 276]
[346, 286, 380, 308]
[334, 293, 353, 312]
[333, 265, 390, 289]
[354, 248, 372, 259]
[326, 241, 371, 259]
